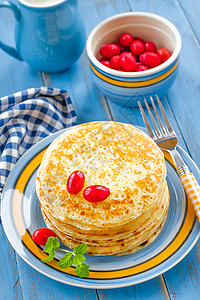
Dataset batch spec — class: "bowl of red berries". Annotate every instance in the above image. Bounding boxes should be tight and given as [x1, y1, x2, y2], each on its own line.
[86, 12, 181, 106]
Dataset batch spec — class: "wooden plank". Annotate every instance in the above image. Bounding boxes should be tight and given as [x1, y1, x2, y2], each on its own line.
[177, 0, 200, 43]
[161, 246, 200, 299]
[42, 54, 109, 124]
[124, 0, 200, 166]
[97, 276, 170, 300]
[78, 0, 131, 34]
[44, 0, 131, 124]
[16, 256, 97, 300]
[124, 1, 200, 299]
[0, 225, 22, 299]
[175, 0, 200, 163]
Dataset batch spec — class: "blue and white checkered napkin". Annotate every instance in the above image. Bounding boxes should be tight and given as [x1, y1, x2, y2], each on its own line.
[0, 87, 77, 199]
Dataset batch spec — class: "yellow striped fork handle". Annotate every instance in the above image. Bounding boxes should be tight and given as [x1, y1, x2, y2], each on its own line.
[180, 173, 200, 222]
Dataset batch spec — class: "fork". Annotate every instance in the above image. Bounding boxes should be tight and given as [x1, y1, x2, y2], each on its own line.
[138, 95, 200, 223]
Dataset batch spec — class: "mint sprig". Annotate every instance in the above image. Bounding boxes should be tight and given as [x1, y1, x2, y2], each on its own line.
[41, 237, 90, 278]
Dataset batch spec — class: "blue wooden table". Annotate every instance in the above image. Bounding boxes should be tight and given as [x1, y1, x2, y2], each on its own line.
[1, 0, 200, 299]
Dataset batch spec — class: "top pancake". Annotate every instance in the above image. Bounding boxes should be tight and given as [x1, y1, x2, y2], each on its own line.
[36, 121, 166, 227]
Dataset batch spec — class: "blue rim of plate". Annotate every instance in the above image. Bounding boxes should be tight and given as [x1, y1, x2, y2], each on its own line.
[1, 125, 200, 289]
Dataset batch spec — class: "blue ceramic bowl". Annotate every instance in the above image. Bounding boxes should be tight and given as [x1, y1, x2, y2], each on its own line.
[86, 12, 181, 106]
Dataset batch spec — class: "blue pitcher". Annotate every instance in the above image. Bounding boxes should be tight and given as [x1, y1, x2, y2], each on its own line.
[0, 0, 86, 73]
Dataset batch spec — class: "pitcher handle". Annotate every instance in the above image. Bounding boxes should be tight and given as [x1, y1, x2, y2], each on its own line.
[0, 1, 22, 60]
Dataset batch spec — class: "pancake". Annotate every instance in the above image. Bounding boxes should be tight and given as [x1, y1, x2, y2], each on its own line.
[36, 121, 169, 255]
[41, 183, 169, 255]
[39, 180, 166, 237]
[40, 180, 168, 241]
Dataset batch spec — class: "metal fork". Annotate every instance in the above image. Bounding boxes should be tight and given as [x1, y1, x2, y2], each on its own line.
[138, 95, 200, 223]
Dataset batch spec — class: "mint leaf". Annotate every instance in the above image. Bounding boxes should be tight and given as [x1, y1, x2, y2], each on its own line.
[42, 250, 55, 263]
[52, 238, 60, 249]
[75, 263, 90, 278]
[73, 254, 86, 265]
[58, 252, 73, 269]
[44, 236, 60, 253]
[40, 238, 90, 277]
[73, 244, 87, 255]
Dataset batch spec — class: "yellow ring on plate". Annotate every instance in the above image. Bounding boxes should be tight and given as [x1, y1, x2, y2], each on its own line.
[12, 147, 195, 280]
[90, 59, 179, 87]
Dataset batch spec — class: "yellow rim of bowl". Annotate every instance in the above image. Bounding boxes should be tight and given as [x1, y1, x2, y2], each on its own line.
[90, 59, 179, 88]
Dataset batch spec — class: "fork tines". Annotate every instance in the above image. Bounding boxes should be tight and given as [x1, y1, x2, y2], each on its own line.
[138, 95, 174, 139]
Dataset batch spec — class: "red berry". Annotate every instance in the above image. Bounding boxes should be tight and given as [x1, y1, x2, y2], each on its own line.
[119, 32, 134, 47]
[110, 55, 120, 69]
[67, 170, 85, 194]
[157, 48, 172, 63]
[100, 60, 111, 68]
[139, 51, 161, 67]
[130, 40, 145, 56]
[145, 41, 157, 52]
[83, 185, 110, 203]
[32, 228, 56, 246]
[100, 44, 120, 59]
[135, 63, 149, 72]
[114, 42, 127, 52]
[122, 51, 133, 56]
[120, 52, 136, 71]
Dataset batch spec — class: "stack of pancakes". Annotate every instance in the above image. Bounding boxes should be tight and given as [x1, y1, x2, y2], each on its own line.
[36, 121, 169, 256]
